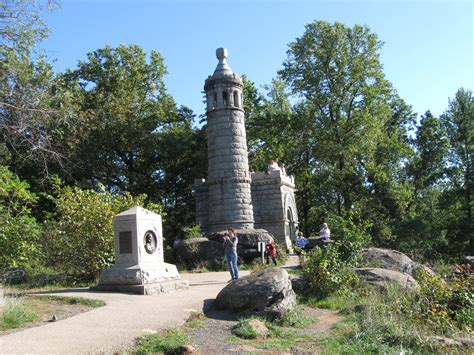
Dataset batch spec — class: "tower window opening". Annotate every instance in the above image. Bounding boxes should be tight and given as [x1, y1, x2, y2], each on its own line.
[214, 93, 217, 109]
[223, 91, 228, 106]
[233, 91, 239, 107]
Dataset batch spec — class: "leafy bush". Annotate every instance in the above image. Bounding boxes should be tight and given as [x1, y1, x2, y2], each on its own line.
[407, 268, 474, 333]
[0, 166, 42, 269]
[43, 180, 163, 279]
[181, 225, 202, 240]
[302, 213, 369, 299]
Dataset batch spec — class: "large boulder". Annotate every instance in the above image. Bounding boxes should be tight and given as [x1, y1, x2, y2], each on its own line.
[174, 238, 223, 267]
[361, 248, 416, 275]
[208, 229, 272, 248]
[355, 267, 419, 291]
[214, 268, 296, 316]
[175, 229, 276, 267]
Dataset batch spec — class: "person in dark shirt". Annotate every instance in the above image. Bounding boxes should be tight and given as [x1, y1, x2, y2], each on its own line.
[223, 228, 239, 281]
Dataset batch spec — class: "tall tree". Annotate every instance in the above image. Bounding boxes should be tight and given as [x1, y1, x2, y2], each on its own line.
[441, 88, 474, 255]
[0, 0, 68, 184]
[278, 20, 411, 239]
[61, 44, 180, 195]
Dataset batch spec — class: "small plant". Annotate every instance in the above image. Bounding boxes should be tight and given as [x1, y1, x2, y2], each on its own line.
[232, 318, 259, 339]
[134, 328, 188, 355]
[0, 298, 37, 330]
[273, 307, 315, 328]
[185, 311, 206, 329]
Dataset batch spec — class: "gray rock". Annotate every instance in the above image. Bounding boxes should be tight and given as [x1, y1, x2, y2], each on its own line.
[427, 335, 474, 348]
[289, 274, 307, 294]
[214, 268, 296, 316]
[361, 248, 415, 275]
[207, 229, 273, 247]
[462, 256, 474, 268]
[174, 238, 223, 266]
[413, 263, 436, 277]
[355, 267, 419, 290]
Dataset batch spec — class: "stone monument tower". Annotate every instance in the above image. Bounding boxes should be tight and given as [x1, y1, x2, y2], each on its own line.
[200, 48, 254, 233]
[194, 48, 299, 248]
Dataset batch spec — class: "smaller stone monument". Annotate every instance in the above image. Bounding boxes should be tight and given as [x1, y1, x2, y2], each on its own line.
[95, 207, 188, 295]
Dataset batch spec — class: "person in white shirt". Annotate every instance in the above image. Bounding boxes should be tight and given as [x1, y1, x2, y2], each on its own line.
[318, 223, 330, 240]
[267, 159, 280, 174]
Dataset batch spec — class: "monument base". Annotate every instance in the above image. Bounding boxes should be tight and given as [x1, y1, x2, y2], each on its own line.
[94, 262, 188, 295]
[92, 279, 189, 295]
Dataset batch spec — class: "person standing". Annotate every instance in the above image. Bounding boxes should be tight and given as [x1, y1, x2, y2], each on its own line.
[265, 236, 278, 266]
[223, 228, 239, 281]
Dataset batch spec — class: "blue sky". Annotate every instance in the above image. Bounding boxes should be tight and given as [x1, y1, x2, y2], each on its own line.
[42, 0, 473, 122]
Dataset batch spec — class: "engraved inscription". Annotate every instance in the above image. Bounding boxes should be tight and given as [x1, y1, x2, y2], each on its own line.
[119, 231, 132, 254]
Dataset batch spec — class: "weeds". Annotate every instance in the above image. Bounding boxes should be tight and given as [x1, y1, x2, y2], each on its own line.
[35, 295, 105, 308]
[134, 329, 188, 355]
[0, 298, 37, 330]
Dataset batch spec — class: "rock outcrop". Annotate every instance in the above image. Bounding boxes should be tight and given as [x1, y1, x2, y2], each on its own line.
[214, 267, 296, 316]
[355, 267, 419, 290]
[361, 248, 415, 274]
[174, 229, 275, 267]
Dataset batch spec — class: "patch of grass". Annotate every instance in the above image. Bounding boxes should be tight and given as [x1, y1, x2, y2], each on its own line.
[35, 295, 105, 308]
[134, 328, 188, 355]
[273, 307, 316, 328]
[305, 294, 353, 310]
[230, 323, 318, 351]
[232, 318, 259, 339]
[185, 311, 206, 329]
[0, 299, 37, 330]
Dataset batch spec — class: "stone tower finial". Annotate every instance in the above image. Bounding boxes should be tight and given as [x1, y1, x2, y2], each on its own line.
[213, 47, 232, 76]
[216, 47, 228, 61]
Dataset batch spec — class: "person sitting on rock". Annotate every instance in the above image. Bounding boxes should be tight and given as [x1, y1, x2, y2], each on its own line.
[294, 232, 309, 249]
[316, 223, 331, 241]
[265, 236, 278, 266]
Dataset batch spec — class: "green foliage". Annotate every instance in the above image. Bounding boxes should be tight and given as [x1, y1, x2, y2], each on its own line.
[302, 214, 369, 298]
[0, 298, 37, 330]
[407, 269, 474, 333]
[0, 166, 42, 268]
[43, 179, 163, 279]
[133, 329, 188, 355]
[181, 225, 202, 240]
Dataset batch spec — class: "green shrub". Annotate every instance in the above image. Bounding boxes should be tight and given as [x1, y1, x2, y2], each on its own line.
[182, 225, 202, 240]
[134, 329, 188, 354]
[407, 268, 474, 333]
[302, 213, 369, 299]
[0, 166, 42, 269]
[43, 179, 163, 279]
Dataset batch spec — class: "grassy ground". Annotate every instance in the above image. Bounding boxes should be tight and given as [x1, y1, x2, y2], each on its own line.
[0, 293, 105, 332]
